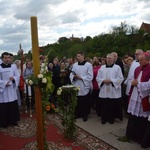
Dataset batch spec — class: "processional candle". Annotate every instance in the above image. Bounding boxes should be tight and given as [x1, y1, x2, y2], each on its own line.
[28, 85, 32, 96]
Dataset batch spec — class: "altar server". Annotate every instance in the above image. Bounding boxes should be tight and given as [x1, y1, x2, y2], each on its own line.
[70, 51, 93, 122]
[0, 52, 20, 128]
[96, 53, 124, 124]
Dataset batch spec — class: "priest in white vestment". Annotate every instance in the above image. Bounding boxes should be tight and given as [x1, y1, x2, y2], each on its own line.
[70, 51, 93, 122]
[0, 52, 20, 128]
[96, 53, 124, 124]
[137, 79, 150, 148]
[125, 53, 150, 148]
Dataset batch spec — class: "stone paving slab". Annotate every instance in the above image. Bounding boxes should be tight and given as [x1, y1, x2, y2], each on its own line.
[75, 110, 150, 150]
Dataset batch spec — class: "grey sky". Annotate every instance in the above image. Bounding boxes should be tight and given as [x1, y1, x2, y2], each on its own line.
[0, 0, 149, 55]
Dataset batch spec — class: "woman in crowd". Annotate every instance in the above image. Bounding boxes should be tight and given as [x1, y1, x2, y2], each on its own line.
[59, 61, 70, 86]
[91, 57, 101, 116]
[23, 61, 35, 110]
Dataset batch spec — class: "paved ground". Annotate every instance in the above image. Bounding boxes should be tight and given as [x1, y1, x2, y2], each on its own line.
[75, 110, 150, 150]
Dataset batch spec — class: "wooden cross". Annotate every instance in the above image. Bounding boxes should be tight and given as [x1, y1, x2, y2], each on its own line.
[30, 16, 44, 150]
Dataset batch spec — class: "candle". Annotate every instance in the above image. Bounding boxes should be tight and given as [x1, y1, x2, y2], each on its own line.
[28, 85, 32, 96]
[148, 115, 150, 121]
[24, 83, 26, 93]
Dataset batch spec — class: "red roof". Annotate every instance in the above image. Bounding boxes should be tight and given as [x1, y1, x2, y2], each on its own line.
[140, 22, 150, 32]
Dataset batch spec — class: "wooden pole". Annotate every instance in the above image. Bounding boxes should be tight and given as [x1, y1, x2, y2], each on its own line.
[19, 44, 24, 76]
[30, 16, 44, 150]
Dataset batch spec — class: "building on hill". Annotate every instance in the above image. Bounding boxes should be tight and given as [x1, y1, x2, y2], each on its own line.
[140, 22, 150, 33]
[69, 34, 84, 42]
[58, 34, 84, 43]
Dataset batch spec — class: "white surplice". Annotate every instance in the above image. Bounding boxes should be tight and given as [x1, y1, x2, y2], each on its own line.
[96, 64, 124, 99]
[124, 60, 140, 95]
[138, 79, 150, 100]
[70, 62, 93, 96]
[128, 71, 150, 117]
[0, 65, 20, 103]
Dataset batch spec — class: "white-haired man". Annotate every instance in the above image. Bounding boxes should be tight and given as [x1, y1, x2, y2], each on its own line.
[96, 53, 124, 124]
[124, 49, 143, 113]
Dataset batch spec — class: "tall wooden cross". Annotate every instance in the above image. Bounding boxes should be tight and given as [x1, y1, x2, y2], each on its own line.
[30, 16, 44, 150]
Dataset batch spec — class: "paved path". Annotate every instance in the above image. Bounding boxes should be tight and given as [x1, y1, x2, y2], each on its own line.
[75, 110, 150, 150]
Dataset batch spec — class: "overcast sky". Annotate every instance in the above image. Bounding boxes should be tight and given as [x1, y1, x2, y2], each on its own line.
[0, 0, 150, 55]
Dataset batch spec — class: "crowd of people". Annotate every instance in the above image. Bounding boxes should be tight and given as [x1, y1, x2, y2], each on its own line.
[0, 48, 150, 148]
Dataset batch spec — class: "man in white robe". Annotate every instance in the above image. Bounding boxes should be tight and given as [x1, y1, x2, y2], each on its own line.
[123, 49, 143, 113]
[125, 53, 150, 147]
[137, 79, 150, 148]
[9, 53, 22, 106]
[70, 51, 93, 122]
[96, 54, 124, 124]
[0, 52, 20, 128]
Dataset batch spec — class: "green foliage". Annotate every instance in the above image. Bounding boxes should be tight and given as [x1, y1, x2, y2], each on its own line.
[19, 22, 150, 60]
[25, 55, 56, 150]
[57, 85, 80, 139]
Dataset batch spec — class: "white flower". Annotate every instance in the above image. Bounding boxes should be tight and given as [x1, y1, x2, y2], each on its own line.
[41, 63, 45, 67]
[44, 66, 48, 71]
[57, 90, 62, 95]
[38, 74, 43, 79]
[75, 86, 80, 91]
[42, 78, 47, 83]
[40, 68, 44, 73]
[41, 63, 45, 68]
[58, 87, 62, 92]
[29, 80, 33, 85]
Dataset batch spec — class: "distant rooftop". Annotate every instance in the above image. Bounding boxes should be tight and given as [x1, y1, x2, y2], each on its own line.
[140, 22, 150, 33]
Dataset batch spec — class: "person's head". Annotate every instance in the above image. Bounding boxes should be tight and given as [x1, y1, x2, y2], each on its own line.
[135, 49, 143, 61]
[146, 50, 150, 55]
[139, 52, 150, 67]
[111, 52, 118, 62]
[68, 58, 74, 65]
[126, 57, 133, 67]
[53, 57, 59, 65]
[14, 60, 21, 68]
[8, 53, 14, 64]
[93, 56, 99, 63]
[100, 57, 106, 65]
[26, 61, 33, 69]
[25, 58, 30, 63]
[60, 61, 66, 70]
[85, 57, 92, 63]
[106, 54, 114, 66]
[76, 51, 85, 62]
[48, 62, 53, 69]
[1, 52, 10, 64]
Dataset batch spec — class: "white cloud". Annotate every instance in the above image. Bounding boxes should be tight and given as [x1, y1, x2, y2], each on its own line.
[0, 0, 150, 55]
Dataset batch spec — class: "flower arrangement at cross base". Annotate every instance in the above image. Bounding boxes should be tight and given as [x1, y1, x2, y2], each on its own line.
[26, 56, 56, 150]
[57, 85, 80, 140]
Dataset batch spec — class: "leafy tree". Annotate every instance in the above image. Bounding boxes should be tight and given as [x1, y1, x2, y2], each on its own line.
[15, 22, 150, 60]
